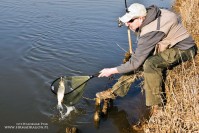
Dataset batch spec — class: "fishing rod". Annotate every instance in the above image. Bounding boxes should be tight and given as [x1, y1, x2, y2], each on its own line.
[125, 0, 129, 13]
[118, 0, 133, 54]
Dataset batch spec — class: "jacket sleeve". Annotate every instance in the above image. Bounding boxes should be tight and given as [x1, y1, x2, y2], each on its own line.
[116, 31, 165, 74]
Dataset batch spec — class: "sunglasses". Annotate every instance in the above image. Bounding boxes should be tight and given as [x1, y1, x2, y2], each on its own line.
[128, 18, 137, 23]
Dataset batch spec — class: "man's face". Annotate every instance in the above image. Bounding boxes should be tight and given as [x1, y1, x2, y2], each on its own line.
[125, 17, 142, 32]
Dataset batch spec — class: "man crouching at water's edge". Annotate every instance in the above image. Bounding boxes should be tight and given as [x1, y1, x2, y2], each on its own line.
[96, 2, 197, 129]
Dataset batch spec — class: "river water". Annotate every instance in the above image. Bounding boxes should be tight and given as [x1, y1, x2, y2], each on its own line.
[0, 0, 173, 133]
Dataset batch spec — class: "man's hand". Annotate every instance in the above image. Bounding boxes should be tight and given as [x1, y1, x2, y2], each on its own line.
[98, 68, 119, 77]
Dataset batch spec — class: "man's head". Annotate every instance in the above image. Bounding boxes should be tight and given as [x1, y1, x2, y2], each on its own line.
[119, 3, 147, 31]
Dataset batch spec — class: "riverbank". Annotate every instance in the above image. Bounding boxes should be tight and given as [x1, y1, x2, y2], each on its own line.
[145, 0, 199, 132]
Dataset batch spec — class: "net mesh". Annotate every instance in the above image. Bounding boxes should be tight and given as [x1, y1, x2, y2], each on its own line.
[51, 76, 91, 106]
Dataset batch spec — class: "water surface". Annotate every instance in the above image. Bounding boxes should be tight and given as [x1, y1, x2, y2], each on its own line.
[0, 0, 173, 132]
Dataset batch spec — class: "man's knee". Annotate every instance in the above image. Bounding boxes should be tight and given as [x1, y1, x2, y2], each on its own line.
[143, 58, 156, 73]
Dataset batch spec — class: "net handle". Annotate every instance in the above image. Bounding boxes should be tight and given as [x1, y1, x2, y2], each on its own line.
[65, 73, 100, 95]
[90, 73, 100, 78]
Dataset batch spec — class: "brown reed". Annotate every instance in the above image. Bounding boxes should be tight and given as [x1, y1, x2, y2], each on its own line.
[144, 0, 199, 132]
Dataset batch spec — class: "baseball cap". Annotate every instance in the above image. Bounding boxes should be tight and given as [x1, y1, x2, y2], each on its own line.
[119, 3, 147, 23]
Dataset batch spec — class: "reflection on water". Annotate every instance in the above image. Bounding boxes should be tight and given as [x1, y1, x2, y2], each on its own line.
[0, 0, 173, 132]
[108, 106, 133, 133]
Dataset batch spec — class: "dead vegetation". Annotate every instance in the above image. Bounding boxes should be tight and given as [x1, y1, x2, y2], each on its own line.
[173, 0, 199, 46]
[145, 57, 199, 132]
[145, 0, 199, 132]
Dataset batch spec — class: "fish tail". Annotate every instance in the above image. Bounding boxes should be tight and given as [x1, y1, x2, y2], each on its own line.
[57, 103, 63, 111]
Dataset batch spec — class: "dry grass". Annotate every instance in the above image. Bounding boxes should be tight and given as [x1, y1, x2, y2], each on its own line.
[145, 58, 199, 132]
[173, 0, 199, 47]
[144, 0, 199, 132]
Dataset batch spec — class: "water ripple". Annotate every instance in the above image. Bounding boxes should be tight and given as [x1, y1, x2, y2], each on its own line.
[0, 0, 173, 132]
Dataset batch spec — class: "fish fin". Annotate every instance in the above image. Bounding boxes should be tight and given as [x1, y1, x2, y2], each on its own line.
[57, 103, 63, 111]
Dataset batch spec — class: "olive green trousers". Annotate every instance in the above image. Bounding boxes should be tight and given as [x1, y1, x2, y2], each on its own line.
[112, 46, 197, 106]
